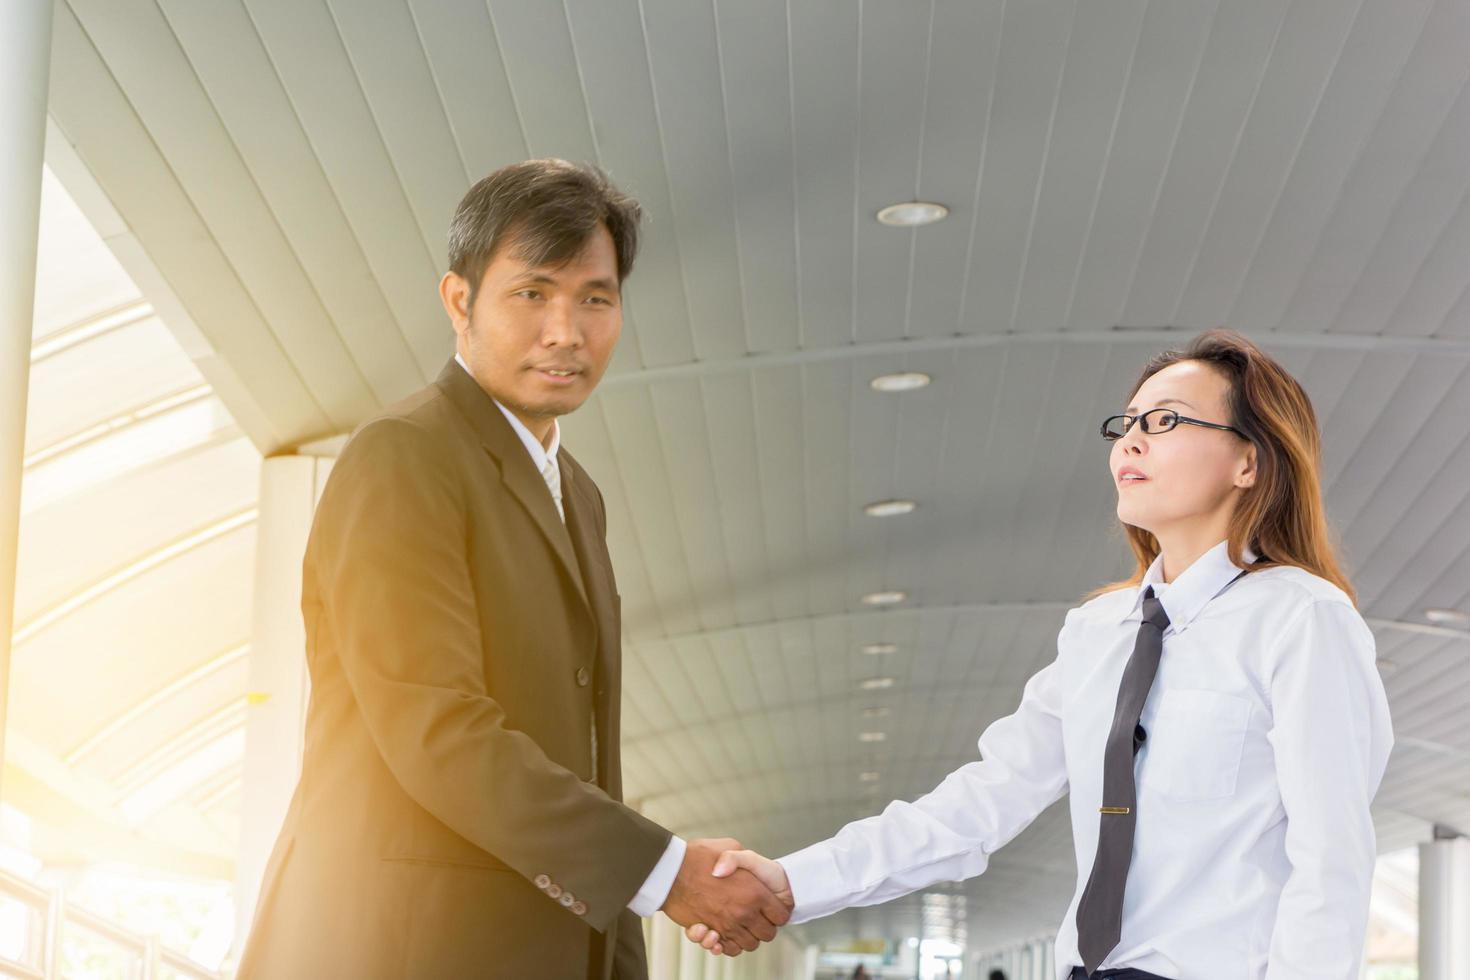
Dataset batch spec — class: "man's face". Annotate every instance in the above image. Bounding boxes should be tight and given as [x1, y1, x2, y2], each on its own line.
[440, 224, 622, 429]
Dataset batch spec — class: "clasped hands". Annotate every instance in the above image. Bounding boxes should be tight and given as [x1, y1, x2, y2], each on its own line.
[660, 838, 791, 957]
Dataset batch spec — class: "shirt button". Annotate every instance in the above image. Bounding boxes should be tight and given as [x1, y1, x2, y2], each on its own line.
[559, 892, 576, 908]
[575, 667, 591, 687]
[533, 874, 551, 890]
[571, 901, 588, 916]
[546, 884, 563, 899]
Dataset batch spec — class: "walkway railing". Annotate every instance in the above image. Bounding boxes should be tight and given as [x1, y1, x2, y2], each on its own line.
[0, 866, 223, 979]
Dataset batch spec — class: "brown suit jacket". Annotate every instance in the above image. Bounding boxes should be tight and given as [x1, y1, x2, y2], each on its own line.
[237, 359, 671, 979]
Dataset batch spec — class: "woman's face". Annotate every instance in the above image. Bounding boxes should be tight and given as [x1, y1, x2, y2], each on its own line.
[1110, 360, 1256, 536]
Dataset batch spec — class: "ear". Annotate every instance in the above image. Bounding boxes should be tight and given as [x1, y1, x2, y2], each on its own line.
[1235, 442, 1257, 489]
[439, 271, 472, 339]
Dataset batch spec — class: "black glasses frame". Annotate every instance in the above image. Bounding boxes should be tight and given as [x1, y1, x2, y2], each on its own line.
[1100, 408, 1247, 441]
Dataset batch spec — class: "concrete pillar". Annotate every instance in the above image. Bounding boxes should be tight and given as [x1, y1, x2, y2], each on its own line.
[1420, 827, 1470, 980]
[0, 0, 54, 799]
[232, 454, 333, 952]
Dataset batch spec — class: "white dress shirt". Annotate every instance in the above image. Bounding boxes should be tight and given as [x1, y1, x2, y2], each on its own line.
[779, 539, 1393, 980]
[451, 354, 687, 916]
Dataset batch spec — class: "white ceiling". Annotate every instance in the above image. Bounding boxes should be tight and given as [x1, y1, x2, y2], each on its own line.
[27, 0, 1470, 955]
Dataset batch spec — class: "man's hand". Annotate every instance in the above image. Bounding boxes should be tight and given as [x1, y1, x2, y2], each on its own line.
[661, 839, 792, 955]
[682, 849, 793, 956]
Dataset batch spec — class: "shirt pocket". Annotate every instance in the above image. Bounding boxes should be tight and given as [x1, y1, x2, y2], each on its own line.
[1145, 688, 1251, 801]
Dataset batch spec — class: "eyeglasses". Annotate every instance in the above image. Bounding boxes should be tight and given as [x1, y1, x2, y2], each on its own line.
[1100, 408, 1247, 441]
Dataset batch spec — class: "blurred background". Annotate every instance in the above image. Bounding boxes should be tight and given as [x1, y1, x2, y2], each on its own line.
[4, 0, 1470, 976]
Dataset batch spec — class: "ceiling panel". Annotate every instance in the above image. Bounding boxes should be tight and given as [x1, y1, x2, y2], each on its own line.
[35, 0, 1470, 954]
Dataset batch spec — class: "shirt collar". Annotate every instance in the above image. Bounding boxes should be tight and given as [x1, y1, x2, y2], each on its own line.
[1119, 538, 1258, 632]
[454, 352, 560, 471]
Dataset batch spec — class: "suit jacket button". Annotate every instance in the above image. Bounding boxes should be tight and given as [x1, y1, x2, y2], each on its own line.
[534, 874, 551, 890]
[576, 667, 591, 687]
[559, 892, 576, 908]
[546, 884, 563, 899]
[572, 902, 588, 916]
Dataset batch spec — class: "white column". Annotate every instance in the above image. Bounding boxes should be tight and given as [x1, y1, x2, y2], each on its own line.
[803, 942, 822, 979]
[232, 454, 333, 953]
[1420, 828, 1470, 980]
[647, 913, 685, 980]
[679, 928, 709, 979]
[0, 0, 54, 798]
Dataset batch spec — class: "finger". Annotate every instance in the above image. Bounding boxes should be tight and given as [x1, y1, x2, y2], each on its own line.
[713, 848, 757, 878]
[722, 923, 760, 953]
[748, 916, 777, 943]
[701, 931, 721, 951]
[760, 892, 792, 927]
[686, 924, 708, 942]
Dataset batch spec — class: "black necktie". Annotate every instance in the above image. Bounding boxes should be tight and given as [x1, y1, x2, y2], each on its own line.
[1074, 585, 1170, 975]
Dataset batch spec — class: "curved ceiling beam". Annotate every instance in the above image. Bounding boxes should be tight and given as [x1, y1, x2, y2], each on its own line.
[624, 675, 1025, 751]
[112, 697, 246, 798]
[625, 600, 1076, 649]
[635, 751, 979, 809]
[65, 642, 249, 765]
[23, 383, 215, 468]
[626, 600, 1460, 663]
[296, 328, 1470, 452]
[11, 508, 257, 647]
[598, 327, 1470, 390]
[29, 299, 154, 364]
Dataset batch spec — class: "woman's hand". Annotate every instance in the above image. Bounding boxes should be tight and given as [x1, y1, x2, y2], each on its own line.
[684, 849, 793, 956]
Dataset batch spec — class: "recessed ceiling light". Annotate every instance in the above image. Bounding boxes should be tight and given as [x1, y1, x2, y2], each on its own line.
[862, 642, 898, 655]
[876, 201, 949, 227]
[862, 590, 908, 607]
[1425, 608, 1470, 627]
[864, 499, 917, 518]
[862, 706, 890, 719]
[870, 372, 931, 393]
[858, 731, 887, 743]
[1376, 658, 1397, 673]
[859, 771, 881, 782]
[860, 677, 896, 691]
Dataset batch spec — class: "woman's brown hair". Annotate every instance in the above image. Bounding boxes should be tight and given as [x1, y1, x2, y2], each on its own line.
[1086, 328, 1357, 606]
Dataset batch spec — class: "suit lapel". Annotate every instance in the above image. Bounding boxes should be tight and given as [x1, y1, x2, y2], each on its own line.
[560, 456, 615, 643]
[560, 454, 621, 794]
[434, 358, 591, 616]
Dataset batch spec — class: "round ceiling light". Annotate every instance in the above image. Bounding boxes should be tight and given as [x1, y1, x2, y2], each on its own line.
[870, 372, 931, 393]
[858, 731, 887, 743]
[864, 499, 917, 518]
[859, 677, 896, 691]
[862, 642, 898, 655]
[862, 590, 908, 607]
[876, 201, 949, 227]
[1424, 607, 1470, 627]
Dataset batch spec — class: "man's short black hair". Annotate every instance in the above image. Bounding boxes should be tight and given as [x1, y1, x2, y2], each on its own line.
[447, 158, 642, 304]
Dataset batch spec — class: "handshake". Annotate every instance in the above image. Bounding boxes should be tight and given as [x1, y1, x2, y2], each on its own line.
[660, 838, 793, 958]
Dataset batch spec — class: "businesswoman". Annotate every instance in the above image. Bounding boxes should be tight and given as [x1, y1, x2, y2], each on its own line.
[690, 328, 1393, 979]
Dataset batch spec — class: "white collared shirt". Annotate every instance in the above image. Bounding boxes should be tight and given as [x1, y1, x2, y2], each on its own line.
[779, 539, 1393, 980]
[451, 354, 687, 916]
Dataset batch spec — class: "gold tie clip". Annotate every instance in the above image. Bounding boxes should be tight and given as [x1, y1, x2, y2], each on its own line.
[1098, 806, 1131, 814]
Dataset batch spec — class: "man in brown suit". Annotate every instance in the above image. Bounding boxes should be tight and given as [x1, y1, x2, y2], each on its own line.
[237, 160, 790, 978]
